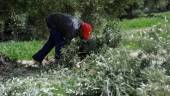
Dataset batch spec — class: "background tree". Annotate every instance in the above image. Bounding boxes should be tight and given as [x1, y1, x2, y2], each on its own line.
[0, 0, 169, 41]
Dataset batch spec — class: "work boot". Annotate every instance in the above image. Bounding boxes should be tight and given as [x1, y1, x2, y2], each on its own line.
[49, 58, 58, 64]
[24, 59, 41, 68]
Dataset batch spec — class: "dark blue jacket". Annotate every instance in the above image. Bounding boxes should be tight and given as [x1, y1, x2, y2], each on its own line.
[46, 13, 82, 40]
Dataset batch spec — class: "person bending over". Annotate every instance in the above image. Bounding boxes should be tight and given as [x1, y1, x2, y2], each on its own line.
[32, 13, 92, 65]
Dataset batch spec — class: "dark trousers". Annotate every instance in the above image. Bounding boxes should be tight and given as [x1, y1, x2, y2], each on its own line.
[32, 28, 65, 63]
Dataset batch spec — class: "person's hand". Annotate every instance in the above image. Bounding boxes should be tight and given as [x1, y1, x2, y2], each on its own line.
[78, 38, 97, 59]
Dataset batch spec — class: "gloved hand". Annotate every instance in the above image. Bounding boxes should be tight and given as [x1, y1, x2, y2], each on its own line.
[63, 37, 72, 45]
[78, 38, 97, 59]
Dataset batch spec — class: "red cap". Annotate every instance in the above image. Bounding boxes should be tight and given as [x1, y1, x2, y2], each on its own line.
[81, 22, 92, 41]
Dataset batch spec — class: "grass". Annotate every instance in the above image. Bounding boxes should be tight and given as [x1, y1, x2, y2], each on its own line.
[120, 11, 170, 50]
[0, 40, 54, 60]
[120, 11, 170, 30]
[120, 17, 162, 30]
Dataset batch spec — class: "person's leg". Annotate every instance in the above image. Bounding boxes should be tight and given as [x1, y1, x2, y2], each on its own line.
[32, 30, 55, 63]
[53, 30, 65, 59]
[55, 40, 65, 59]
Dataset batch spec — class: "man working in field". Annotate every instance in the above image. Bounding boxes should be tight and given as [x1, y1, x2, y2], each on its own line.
[32, 13, 92, 65]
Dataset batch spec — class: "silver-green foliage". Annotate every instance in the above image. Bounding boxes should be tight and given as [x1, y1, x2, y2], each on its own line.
[0, 21, 170, 96]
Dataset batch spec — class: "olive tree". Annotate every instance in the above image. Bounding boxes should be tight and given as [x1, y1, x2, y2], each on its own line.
[1, 0, 143, 40]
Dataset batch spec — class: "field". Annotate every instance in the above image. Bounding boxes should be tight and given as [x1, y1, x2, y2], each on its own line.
[0, 12, 170, 96]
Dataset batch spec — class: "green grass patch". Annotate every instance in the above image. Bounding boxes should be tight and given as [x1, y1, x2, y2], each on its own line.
[120, 11, 170, 30]
[120, 17, 163, 30]
[0, 40, 54, 60]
